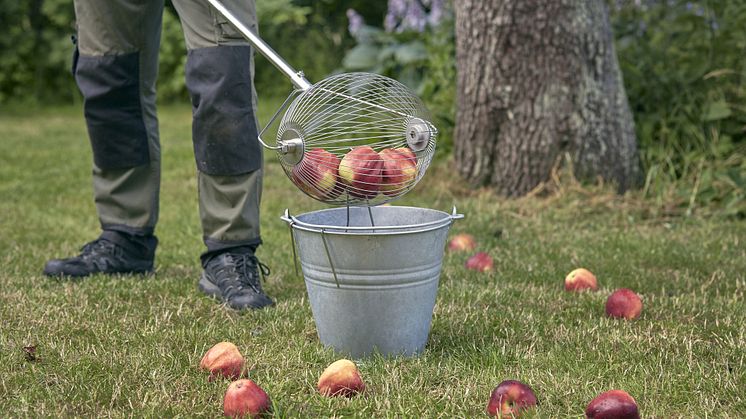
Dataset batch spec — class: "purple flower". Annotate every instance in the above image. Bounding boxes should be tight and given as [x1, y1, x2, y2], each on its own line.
[428, 0, 445, 27]
[402, 1, 427, 33]
[385, 0, 408, 32]
[346, 9, 365, 36]
[384, 0, 447, 33]
[389, 0, 408, 16]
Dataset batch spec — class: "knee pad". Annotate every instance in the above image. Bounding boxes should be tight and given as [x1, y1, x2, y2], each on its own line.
[186, 45, 261, 176]
[75, 52, 150, 169]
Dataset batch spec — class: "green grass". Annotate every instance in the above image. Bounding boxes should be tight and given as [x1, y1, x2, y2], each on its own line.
[1, 103, 744, 418]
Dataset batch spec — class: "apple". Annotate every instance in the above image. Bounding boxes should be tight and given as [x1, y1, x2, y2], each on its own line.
[564, 268, 598, 292]
[448, 233, 477, 252]
[223, 379, 271, 418]
[605, 288, 642, 320]
[465, 252, 493, 272]
[487, 379, 538, 417]
[394, 146, 417, 163]
[338, 146, 384, 199]
[585, 389, 640, 419]
[200, 342, 245, 381]
[317, 359, 365, 397]
[291, 148, 341, 200]
[379, 147, 417, 196]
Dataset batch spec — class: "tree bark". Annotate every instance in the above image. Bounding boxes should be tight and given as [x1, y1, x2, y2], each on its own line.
[453, 0, 641, 196]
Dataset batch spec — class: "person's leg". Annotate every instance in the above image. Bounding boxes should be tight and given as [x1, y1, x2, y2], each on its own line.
[171, 0, 271, 309]
[44, 0, 162, 277]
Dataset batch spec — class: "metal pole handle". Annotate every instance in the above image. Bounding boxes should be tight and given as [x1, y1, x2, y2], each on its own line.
[205, 0, 313, 91]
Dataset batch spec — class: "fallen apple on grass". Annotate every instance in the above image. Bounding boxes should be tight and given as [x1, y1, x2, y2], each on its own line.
[585, 389, 640, 419]
[465, 252, 493, 272]
[200, 341, 245, 381]
[339, 146, 384, 199]
[291, 148, 341, 200]
[487, 379, 538, 417]
[317, 359, 365, 397]
[605, 288, 643, 320]
[379, 147, 418, 196]
[564, 268, 598, 292]
[223, 379, 271, 418]
[448, 233, 476, 252]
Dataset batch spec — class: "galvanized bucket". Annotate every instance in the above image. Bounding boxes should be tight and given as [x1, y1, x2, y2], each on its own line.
[282, 206, 462, 358]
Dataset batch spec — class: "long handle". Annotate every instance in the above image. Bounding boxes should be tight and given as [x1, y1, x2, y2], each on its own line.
[205, 0, 312, 91]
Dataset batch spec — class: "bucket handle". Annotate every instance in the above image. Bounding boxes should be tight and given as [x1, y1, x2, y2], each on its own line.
[281, 206, 464, 233]
[320, 229, 341, 288]
[450, 205, 464, 220]
[285, 209, 300, 277]
[283, 209, 341, 287]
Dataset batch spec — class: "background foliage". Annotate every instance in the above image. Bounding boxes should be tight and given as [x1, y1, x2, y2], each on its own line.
[0, 0, 385, 103]
[0, 0, 742, 215]
[611, 0, 745, 216]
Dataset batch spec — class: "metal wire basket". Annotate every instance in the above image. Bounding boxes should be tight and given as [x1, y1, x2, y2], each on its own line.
[276, 73, 437, 206]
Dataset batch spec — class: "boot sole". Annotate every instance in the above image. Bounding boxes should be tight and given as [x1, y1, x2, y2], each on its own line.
[43, 266, 154, 278]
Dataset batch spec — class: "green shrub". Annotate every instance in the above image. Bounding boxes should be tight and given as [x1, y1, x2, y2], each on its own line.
[613, 0, 745, 216]
[0, 0, 76, 104]
[0, 0, 382, 104]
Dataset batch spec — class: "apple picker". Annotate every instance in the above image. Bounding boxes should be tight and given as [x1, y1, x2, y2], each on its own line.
[201, 0, 438, 209]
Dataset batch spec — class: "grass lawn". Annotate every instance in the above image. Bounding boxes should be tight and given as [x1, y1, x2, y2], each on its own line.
[1, 102, 744, 417]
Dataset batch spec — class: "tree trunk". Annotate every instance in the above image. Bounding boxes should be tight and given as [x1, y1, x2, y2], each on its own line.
[453, 0, 641, 196]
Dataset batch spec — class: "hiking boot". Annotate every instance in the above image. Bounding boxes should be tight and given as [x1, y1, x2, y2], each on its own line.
[44, 233, 156, 278]
[198, 252, 274, 310]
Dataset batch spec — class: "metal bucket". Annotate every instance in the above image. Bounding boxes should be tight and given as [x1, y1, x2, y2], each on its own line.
[282, 206, 462, 358]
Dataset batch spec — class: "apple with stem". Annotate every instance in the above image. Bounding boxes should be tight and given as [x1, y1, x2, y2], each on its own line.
[487, 379, 538, 417]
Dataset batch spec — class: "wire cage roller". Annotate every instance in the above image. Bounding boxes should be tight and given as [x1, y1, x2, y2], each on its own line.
[277, 73, 437, 206]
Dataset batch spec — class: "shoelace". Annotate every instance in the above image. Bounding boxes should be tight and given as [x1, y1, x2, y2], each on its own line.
[79, 239, 121, 260]
[236, 255, 270, 292]
[217, 254, 270, 295]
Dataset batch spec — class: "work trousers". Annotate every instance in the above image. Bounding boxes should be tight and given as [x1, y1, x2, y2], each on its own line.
[73, 0, 263, 256]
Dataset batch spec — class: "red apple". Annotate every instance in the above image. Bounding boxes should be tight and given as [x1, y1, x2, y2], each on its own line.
[200, 342, 245, 381]
[394, 146, 417, 163]
[379, 147, 417, 196]
[223, 379, 271, 418]
[466, 252, 493, 272]
[339, 146, 384, 199]
[605, 288, 642, 320]
[291, 148, 341, 200]
[448, 233, 477, 252]
[317, 359, 365, 397]
[487, 379, 538, 417]
[564, 268, 598, 292]
[585, 389, 640, 419]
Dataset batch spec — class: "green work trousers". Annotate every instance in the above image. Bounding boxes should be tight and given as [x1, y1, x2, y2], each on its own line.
[72, 0, 263, 256]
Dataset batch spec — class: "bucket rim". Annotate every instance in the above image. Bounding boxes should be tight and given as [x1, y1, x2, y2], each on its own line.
[281, 206, 463, 236]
